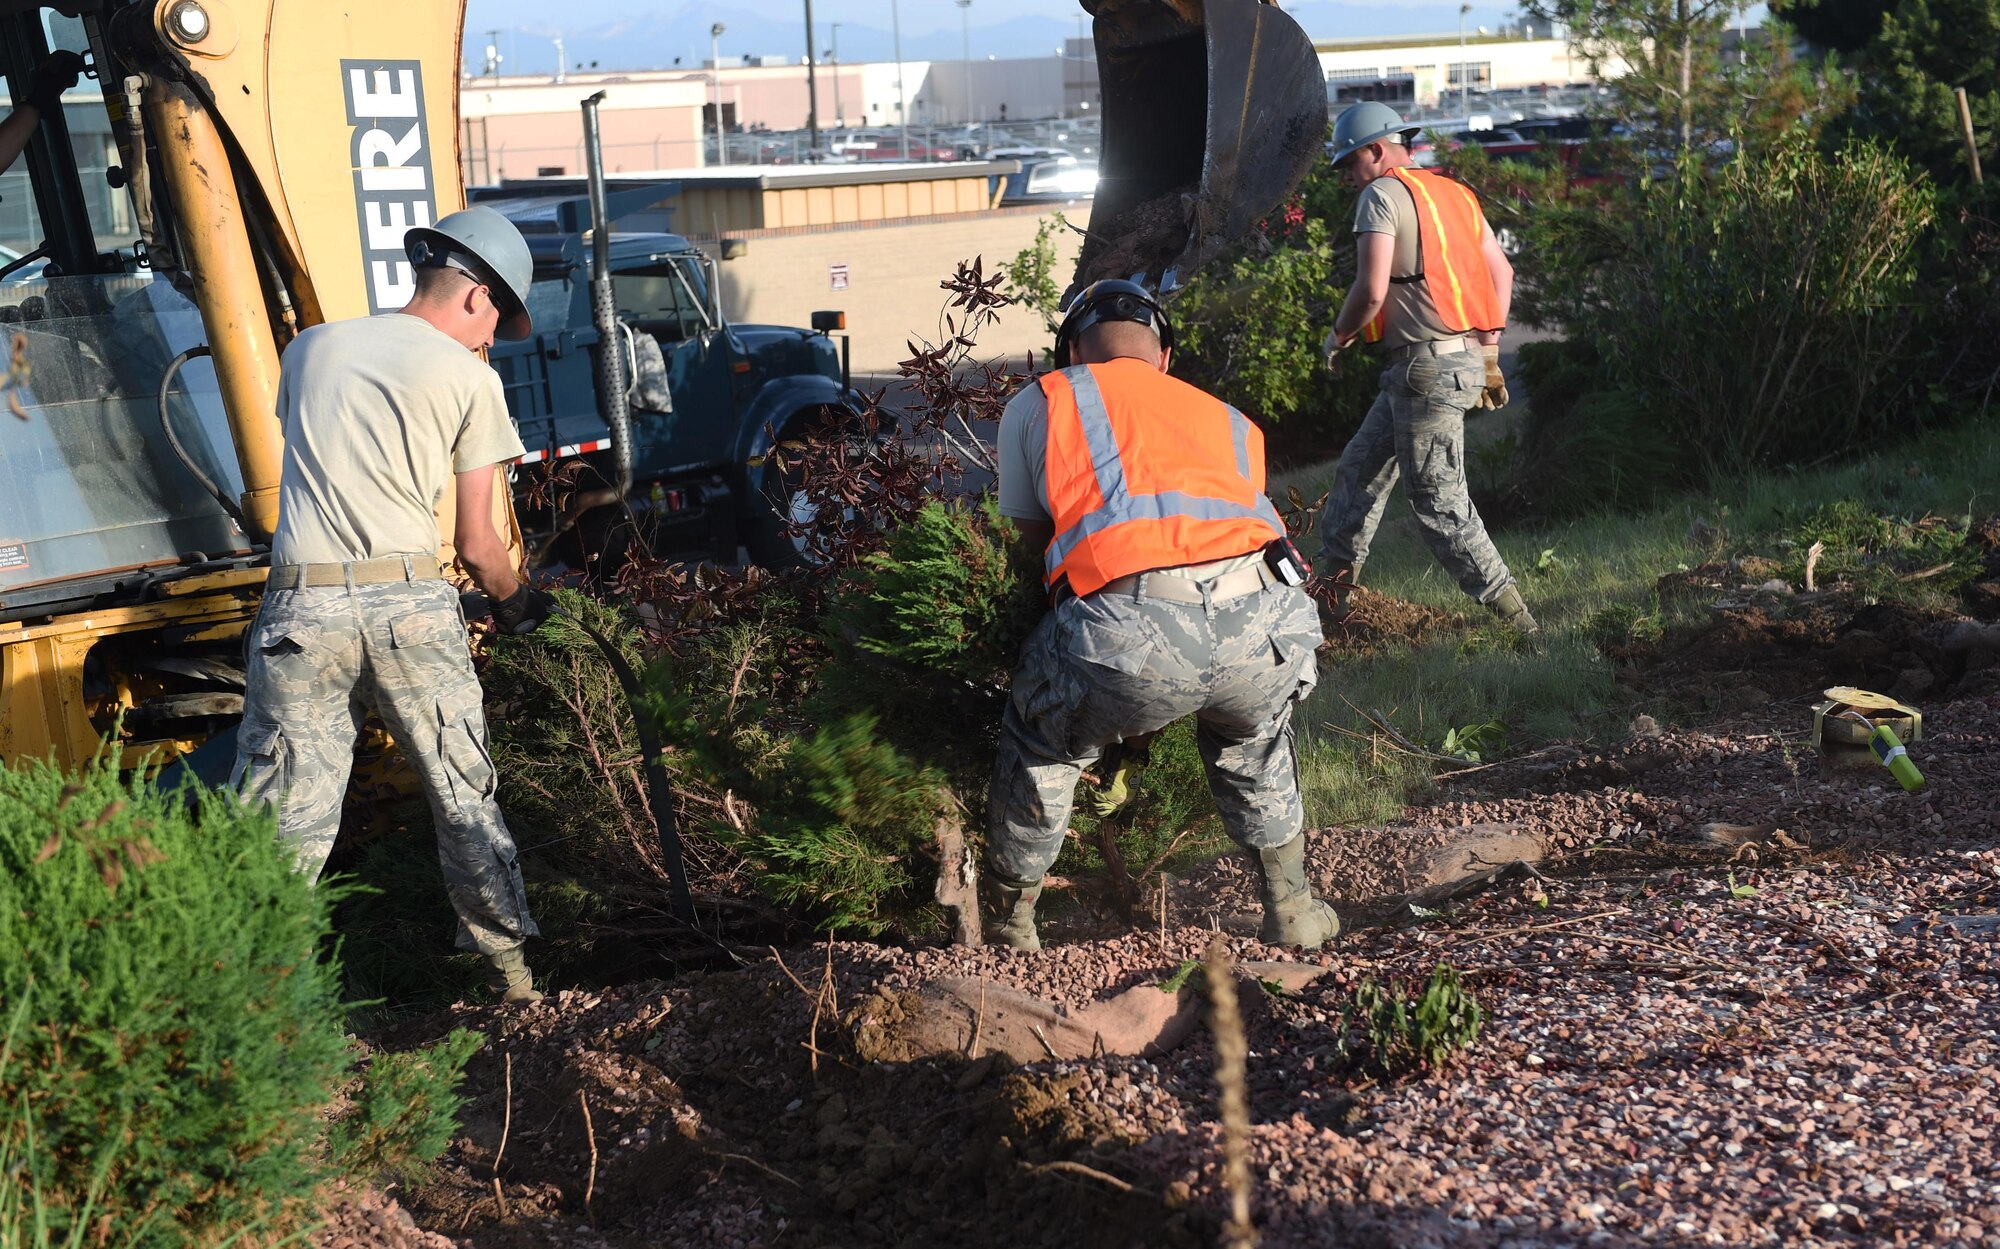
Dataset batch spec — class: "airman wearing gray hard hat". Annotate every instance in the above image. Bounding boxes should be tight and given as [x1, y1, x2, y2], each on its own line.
[233, 204, 556, 1005]
[1314, 101, 1536, 635]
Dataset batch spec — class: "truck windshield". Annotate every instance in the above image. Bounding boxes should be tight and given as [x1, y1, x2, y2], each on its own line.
[614, 258, 712, 342]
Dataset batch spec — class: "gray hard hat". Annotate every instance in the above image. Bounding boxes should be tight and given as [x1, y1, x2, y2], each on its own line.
[1329, 101, 1421, 168]
[404, 205, 535, 340]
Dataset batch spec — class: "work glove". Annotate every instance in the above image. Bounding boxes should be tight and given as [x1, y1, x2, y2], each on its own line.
[1084, 757, 1142, 818]
[1321, 325, 1348, 378]
[491, 584, 557, 635]
[1083, 735, 1155, 818]
[1473, 343, 1509, 410]
[25, 50, 83, 115]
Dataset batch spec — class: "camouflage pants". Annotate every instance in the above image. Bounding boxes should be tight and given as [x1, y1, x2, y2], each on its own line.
[1317, 347, 1515, 604]
[986, 577, 1322, 883]
[231, 575, 537, 955]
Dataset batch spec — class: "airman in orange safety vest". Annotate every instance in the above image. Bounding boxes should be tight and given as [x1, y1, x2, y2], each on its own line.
[1317, 101, 1537, 634]
[985, 280, 1339, 953]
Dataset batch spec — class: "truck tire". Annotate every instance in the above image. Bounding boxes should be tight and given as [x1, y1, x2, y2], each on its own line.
[743, 408, 861, 569]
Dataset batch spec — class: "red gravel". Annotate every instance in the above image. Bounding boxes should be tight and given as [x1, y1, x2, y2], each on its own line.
[322, 681, 2000, 1248]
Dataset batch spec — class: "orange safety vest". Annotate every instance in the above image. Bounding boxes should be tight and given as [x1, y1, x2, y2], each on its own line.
[1361, 166, 1503, 344]
[1038, 359, 1287, 598]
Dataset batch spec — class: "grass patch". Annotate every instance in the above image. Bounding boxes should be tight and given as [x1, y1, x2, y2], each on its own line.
[1277, 414, 2000, 829]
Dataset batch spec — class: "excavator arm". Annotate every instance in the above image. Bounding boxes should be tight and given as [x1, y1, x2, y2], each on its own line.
[1076, 0, 1327, 293]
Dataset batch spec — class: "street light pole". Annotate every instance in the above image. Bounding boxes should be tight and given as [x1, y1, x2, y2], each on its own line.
[711, 22, 727, 167]
[830, 23, 843, 128]
[891, 0, 910, 160]
[1458, 3, 1470, 120]
[803, 0, 819, 155]
[957, 0, 973, 125]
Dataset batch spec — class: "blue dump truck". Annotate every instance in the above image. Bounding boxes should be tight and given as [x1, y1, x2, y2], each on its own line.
[476, 183, 861, 571]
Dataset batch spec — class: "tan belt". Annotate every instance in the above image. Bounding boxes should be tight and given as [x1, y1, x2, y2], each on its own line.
[1385, 335, 1476, 361]
[1096, 561, 1275, 605]
[264, 555, 438, 590]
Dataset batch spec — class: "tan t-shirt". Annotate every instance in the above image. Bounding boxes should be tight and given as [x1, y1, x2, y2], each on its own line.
[270, 314, 525, 565]
[1353, 174, 1488, 349]
[995, 376, 1264, 581]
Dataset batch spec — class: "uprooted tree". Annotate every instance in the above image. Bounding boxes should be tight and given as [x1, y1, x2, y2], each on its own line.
[473, 260, 1253, 953]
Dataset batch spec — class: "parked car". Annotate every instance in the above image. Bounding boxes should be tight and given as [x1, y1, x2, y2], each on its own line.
[994, 151, 1099, 204]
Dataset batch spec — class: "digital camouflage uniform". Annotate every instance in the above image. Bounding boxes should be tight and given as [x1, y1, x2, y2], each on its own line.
[1317, 347, 1515, 604]
[233, 569, 535, 955]
[986, 571, 1322, 882]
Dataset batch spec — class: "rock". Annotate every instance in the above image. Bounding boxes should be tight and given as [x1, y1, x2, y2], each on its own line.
[1963, 580, 2000, 617]
[1939, 621, 2000, 656]
[1410, 825, 1546, 892]
[1696, 822, 1780, 848]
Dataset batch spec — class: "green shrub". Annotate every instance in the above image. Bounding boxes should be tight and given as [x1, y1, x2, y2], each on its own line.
[646, 627, 952, 934]
[825, 499, 1042, 687]
[1510, 139, 1934, 511]
[1347, 963, 1484, 1076]
[0, 755, 352, 1247]
[1000, 214, 1070, 358]
[1172, 164, 1380, 466]
[328, 1029, 484, 1181]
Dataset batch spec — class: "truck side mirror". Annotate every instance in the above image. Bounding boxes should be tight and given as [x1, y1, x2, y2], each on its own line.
[810, 310, 846, 333]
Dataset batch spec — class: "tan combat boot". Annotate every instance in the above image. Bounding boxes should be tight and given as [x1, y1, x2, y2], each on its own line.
[484, 945, 544, 1005]
[1487, 585, 1540, 635]
[985, 873, 1043, 952]
[1254, 835, 1340, 949]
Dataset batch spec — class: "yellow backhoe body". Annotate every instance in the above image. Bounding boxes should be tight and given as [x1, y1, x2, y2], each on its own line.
[0, 0, 511, 772]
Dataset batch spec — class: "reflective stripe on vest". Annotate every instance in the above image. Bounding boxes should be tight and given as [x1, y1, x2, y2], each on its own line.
[1039, 361, 1287, 597]
[1363, 166, 1503, 343]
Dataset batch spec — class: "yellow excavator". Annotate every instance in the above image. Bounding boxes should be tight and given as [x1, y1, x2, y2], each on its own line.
[0, 0, 1323, 775]
[0, 0, 512, 773]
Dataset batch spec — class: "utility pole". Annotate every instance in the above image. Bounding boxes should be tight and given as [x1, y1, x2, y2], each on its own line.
[830, 23, 843, 128]
[553, 35, 565, 84]
[803, 0, 820, 155]
[957, 0, 973, 126]
[891, 0, 910, 160]
[711, 22, 727, 167]
[1457, 3, 1470, 121]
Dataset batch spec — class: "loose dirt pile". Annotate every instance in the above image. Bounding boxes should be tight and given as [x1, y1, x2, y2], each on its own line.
[1317, 585, 1466, 657]
[324, 684, 2000, 1249]
[1077, 184, 1197, 285]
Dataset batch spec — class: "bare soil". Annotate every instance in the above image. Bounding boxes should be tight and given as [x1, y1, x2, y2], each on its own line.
[1317, 585, 1466, 657]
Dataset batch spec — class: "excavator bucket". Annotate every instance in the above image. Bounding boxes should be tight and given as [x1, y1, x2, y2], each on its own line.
[1073, 0, 1327, 295]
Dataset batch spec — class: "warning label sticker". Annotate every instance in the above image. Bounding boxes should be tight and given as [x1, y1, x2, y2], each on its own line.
[0, 541, 28, 572]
